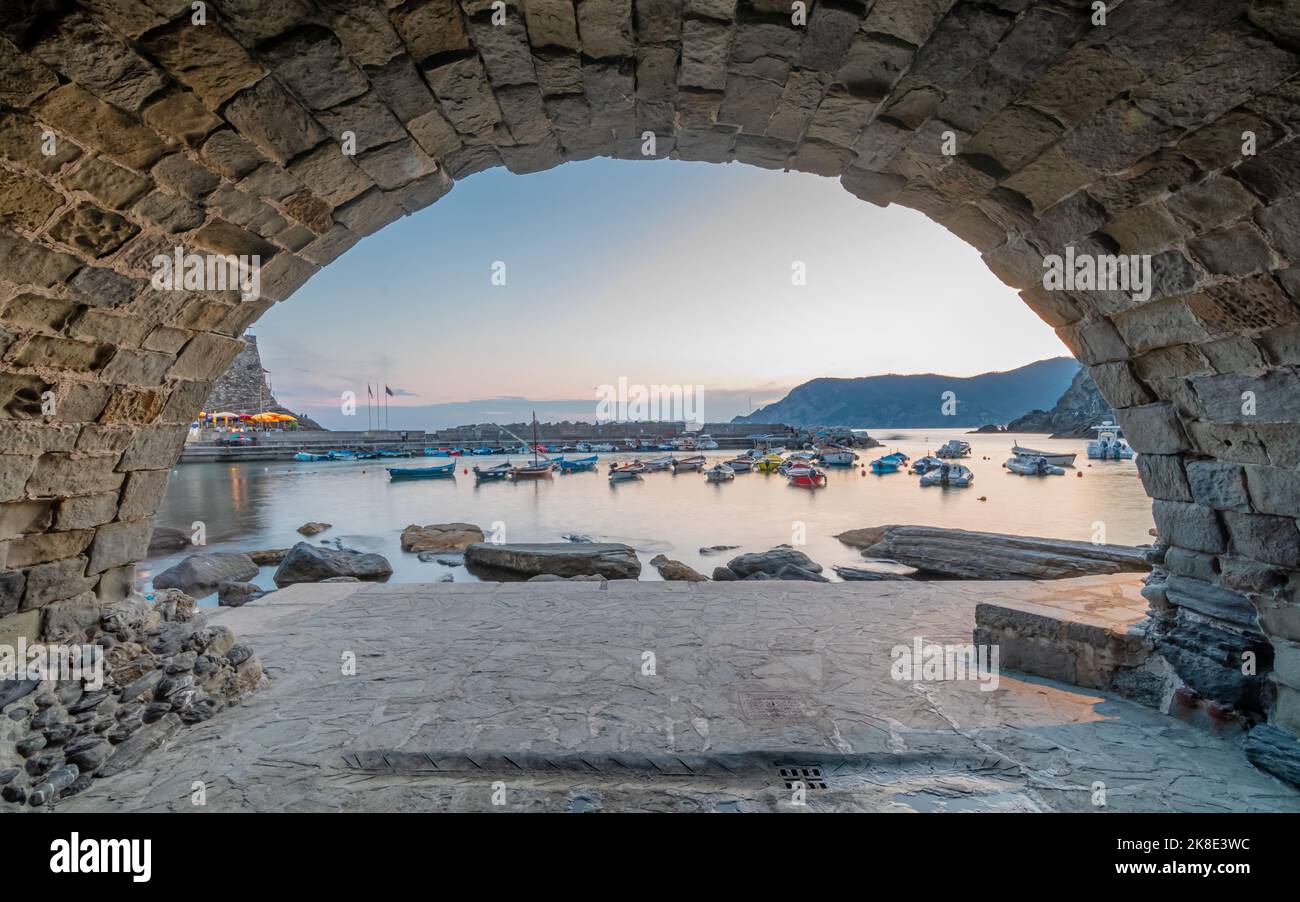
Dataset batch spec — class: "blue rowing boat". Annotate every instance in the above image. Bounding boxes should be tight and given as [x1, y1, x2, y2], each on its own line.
[293, 451, 328, 462]
[388, 462, 457, 480]
[558, 455, 598, 472]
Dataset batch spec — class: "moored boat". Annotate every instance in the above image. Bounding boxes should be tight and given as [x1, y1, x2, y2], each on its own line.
[754, 453, 785, 472]
[1011, 444, 1076, 467]
[672, 455, 707, 472]
[293, 451, 329, 462]
[817, 445, 859, 466]
[919, 462, 975, 487]
[936, 439, 972, 459]
[787, 465, 827, 488]
[870, 452, 908, 474]
[705, 463, 735, 482]
[389, 462, 457, 480]
[473, 462, 512, 482]
[910, 455, 944, 474]
[1088, 422, 1135, 460]
[642, 456, 675, 472]
[726, 456, 753, 473]
[558, 455, 598, 472]
[609, 461, 646, 482]
[1005, 455, 1065, 476]
[327, 449, 358, 461]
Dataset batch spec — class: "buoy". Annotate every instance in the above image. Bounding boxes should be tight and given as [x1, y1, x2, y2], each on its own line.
[1077, 471, 1083, 478]
[978, 496, 987, 502]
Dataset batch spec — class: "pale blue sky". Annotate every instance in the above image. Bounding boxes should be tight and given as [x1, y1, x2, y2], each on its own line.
[252, 158, 1069, 428]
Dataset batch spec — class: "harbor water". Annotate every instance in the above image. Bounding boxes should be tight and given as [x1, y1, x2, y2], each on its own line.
[142, 428, 1154, 602]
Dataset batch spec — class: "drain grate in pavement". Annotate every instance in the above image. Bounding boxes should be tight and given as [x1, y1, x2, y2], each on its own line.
[777, 766, 827, 790]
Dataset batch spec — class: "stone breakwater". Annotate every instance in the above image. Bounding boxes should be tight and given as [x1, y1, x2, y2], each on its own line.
[0, 589, 261, 810]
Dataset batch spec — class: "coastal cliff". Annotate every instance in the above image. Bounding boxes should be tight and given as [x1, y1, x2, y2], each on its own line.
[1005, 366, 1114, 438]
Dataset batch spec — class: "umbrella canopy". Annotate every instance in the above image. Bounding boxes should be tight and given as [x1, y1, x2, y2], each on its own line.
[250, 412, 296, 422]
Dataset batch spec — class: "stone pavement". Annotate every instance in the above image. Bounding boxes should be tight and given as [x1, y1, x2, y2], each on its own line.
[63, 577, 1300, 813]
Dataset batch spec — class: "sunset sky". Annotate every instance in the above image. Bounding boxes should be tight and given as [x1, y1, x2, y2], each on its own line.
[251, 157, 1069, 428]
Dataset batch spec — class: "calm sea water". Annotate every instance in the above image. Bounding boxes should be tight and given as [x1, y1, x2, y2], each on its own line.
[142, 428, 1154, 603]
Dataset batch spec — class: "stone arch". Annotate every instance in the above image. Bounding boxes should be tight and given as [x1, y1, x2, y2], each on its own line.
[2, 0, 1300, 773]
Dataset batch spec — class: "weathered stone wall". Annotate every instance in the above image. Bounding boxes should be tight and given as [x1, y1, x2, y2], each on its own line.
[1, 0, 1299, 770]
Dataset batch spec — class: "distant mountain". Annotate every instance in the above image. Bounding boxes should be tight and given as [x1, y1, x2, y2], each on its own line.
[1006, 366, 1114, 438]
[731, 358, 1080, 428]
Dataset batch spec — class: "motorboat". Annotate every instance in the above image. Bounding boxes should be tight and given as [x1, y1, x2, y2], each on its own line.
[910, 455, 944, 474]
[1011, 444, 1076, 467]
[817, 445, 859, 466]
[592, 443, 616, 453]
[673, 455, 707, 472]
[705, 463, 735, 482]
[754, 453, 785, 472]
[642, 456, 675, 472]
[696, 435, 719, 450]
[473, 463, 512, 482]
[1005, 455, 1065, 476]
[609, 462, 645, 482]
[870, 452, 908, 474]
[558, 455, 598, 472]
[935, 439, 972, 459]
[920, 462, 975, 487]
[293, 451, 328, 462]
[726, 456, 753, 473]
[388, 462, 456, 480]
[779, 457, 818, 476]
[1088, 422, 1135, 460]
[471, 447, 493, 455]
[787, 465, 827, 488]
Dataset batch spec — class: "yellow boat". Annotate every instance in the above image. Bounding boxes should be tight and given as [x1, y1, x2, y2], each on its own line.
[755, 453, 785, 472]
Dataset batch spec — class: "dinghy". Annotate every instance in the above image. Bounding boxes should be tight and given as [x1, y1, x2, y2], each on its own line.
[936, 439, 972, 459]
[673, 455, 707, 473]
[511, 412, 555, 478]
[1005, 455, 1065, 476]
[388, 462, 457, 480]
[726, 456, 753, 473]
[327, 450, 357, 461]
[817, 445, 859, 466]
[705, 463, 735, 482]
[473, 463, 512, 482]
[754, 453, 785, 472]
[558, 455, 598, 472]
[1088, 422, 1135, 460]
[787, 465, 827, 488]
[870, 452, 908, 474]
[920, 462, 975, 487]
[609, 462, 646, 482]
[642, 456, 675, 472]
[910, 455, 944, 474]
[1011, 444, 1076, 467]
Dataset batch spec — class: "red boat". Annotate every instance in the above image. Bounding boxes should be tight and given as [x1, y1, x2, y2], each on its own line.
[787, 466, 827, 488]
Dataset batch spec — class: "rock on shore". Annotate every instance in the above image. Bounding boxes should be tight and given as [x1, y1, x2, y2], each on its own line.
[153, 552, 258, 597]
[273, 542, 393, 587]
[837, 524, 1150, 580]
[650, 555, 707, 581]
[400, 523, 485, 553]
[465, 543, 641, 580]
[725, 547, 824, 578]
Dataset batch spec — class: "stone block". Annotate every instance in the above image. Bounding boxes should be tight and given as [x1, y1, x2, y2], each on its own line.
[1222, 510, 1300, 568]
[20, 554, 95, 610]
[1185, 460, 1253, 513]
[1152, 500, 1226, 554]
[1136, 453, 1193, 503]
[224, 78, 326, 166]
[86, 518, 152, 573]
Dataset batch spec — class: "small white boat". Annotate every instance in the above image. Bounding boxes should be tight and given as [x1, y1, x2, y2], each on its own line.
[935, 439, 972, 459]
[910, 455, 944, 474]
[817, 445, 859, 466]
[705, 463, 735, 482]
[592, 443, 616, 452]
[673, 455, 706, 472]
[697, 434, 719, 450]
[726, 456, 753, 472]
[1088, 422, 1134, 460]
[641, 456, 675, 472]
[920, 462, 974, 487]
[1006, 455, 1065, 476]
[609, 462, 646, 482]
[1011, 444, 1076, 467]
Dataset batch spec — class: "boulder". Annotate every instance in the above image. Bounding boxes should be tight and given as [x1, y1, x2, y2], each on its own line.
[148, 526, 191, 553]
[247, 548, 289, 565]
[297, 522, 331, 536]
[217, 581, 266, 607]
[725, 546, 824, 579]
[699, 545, 740, 556]
[832, 566, 914, 581]
[465, 542, 641, 580]
[711, 567, 739, 581]
[774, 564, 829, 582]
[400, 522, 485, 553]
[650, 554, 708, 581]
[845, 524, 1151, 580]
[273, 542, 392, 587]
[153, 552, 258, 597]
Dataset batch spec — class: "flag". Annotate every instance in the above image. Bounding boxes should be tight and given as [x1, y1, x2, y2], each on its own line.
[367, 383, 374, 398]
[385, 385, 394, 397]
